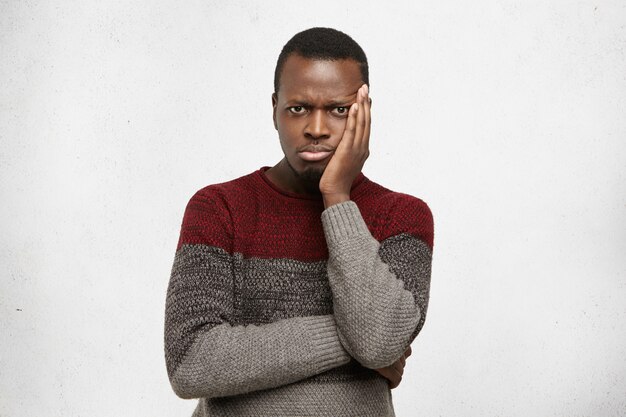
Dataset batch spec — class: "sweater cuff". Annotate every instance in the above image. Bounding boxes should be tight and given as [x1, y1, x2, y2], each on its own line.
[301, 315, 351, 370]
[321, 201, 370, 242]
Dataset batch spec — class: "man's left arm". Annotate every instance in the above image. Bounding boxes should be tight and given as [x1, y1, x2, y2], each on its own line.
[318, 84, 434, 370]
[321, 197, 433, 370]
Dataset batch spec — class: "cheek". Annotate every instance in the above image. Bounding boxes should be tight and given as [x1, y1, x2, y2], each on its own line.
[277, 124, 299, 150]
[329, 117, 348, 130]
[277, 117, 302, 137]
[327, 118, 348, 137]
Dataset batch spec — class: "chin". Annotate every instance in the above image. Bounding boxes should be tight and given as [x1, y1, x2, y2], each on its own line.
[298, 165, 325, 182]
[287, 159, 326, 183]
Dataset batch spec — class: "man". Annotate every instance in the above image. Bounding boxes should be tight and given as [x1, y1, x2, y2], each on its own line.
[164, 27, 434, 417]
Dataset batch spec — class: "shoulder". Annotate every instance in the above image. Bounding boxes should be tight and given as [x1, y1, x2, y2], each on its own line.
[357, 178, 434, 249]
[385, 192, 434, 249]
[189, 171, 257, 205]
[177, 171, 258, 251]
[184, 170, 260, 215]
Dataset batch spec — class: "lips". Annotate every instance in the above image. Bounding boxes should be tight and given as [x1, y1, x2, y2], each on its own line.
[298, 146, 334, 162]
[299, 151, 333, 162]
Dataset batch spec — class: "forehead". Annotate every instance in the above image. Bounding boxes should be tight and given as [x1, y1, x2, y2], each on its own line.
[278, 55, 363, 102]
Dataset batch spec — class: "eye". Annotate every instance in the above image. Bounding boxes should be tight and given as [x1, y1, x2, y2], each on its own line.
[332, 106, 349, 117]
[288, 106, 306, 114]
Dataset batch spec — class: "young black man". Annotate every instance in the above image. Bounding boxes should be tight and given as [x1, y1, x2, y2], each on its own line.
[164, 27, 434, 417]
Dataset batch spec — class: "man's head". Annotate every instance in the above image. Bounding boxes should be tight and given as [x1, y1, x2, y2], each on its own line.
[270, 28, 369, 191]
[274, 27, 369, 95]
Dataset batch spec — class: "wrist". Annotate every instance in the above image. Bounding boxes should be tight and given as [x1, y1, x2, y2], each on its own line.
[322, 193, 350, 208]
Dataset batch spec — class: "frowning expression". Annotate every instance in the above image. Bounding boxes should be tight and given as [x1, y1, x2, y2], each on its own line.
[272, 54, 365, 182]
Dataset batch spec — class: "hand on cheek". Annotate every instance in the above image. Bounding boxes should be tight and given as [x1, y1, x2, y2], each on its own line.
[319, 84, 371, 208]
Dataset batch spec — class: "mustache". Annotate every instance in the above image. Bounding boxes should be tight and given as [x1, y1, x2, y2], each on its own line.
[298, 145, 334, 152]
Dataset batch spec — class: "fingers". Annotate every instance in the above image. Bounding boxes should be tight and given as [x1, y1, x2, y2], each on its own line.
[337, 84, 370, 157]
[339, 101, 359, 150]
[362, 84, 371, 152]
[389, 364, 403, 389]
[353, 85, 366, 150]
[375, 355, 407, 390]
[392, 359, 404, 377]
[353, 84, 370, 150]
[376, 366, 402, 389]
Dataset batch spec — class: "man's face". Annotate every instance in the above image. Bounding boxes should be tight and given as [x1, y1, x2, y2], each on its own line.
[272, 54, 364, 183]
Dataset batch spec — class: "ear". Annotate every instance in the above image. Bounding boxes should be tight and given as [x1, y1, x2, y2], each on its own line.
[272, 92, 278, 130]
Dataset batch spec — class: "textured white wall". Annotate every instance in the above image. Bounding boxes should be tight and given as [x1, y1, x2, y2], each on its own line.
[1, 1, 625, 416]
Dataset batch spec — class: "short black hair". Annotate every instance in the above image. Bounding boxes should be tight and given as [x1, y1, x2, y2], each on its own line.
[274, 27, 369, 94]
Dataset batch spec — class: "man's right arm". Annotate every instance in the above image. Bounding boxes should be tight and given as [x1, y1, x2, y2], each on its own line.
[164, 189, 351, 399]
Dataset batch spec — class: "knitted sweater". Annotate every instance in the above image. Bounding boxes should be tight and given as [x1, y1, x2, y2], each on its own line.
[164, 167, 434, 417]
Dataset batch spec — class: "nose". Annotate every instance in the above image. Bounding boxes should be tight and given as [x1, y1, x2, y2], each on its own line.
[304, 109, 331, 140]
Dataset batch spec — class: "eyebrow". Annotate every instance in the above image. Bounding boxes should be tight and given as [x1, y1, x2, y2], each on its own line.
[326, 100, 353, 107]
[286, 99, 353, 107]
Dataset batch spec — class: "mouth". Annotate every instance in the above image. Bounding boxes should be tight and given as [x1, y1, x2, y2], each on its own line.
[298, 151, 333, 162]
[298, 146, 334, 162]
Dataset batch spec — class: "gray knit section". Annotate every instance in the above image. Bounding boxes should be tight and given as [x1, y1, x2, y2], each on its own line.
[165, 245, 234, 379]
[379, 233, 432, 342]
[165, 207, 432, 415]
[231, 255, 333, 324]
[165, 244, 352, 399]
[171, 315, 352, 399]
[322, 201, 432, 369]
[193, 377, 394, 417]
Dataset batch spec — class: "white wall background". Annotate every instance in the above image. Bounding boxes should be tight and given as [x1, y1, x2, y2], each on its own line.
[1, 1, 625, 416]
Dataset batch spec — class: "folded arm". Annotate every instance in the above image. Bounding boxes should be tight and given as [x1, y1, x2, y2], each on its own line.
[164, 191, 351, 399]
[165, 245, 351, 399]
[321, 200, 433, 369]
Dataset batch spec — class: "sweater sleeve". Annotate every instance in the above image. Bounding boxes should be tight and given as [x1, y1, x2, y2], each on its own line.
[164, 189, 351, 400]
[321, 199, 434, 369]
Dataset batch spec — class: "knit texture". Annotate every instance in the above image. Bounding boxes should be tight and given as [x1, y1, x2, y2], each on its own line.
[164, 167, 434, 417]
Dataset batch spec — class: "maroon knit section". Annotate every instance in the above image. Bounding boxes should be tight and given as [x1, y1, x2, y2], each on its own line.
[176, 168, 434, 259]
[176, 184, 234, 253]
[353, 183, 434, 250]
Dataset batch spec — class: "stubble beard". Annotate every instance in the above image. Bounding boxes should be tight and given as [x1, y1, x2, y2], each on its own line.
[285, 158, 324, 194]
